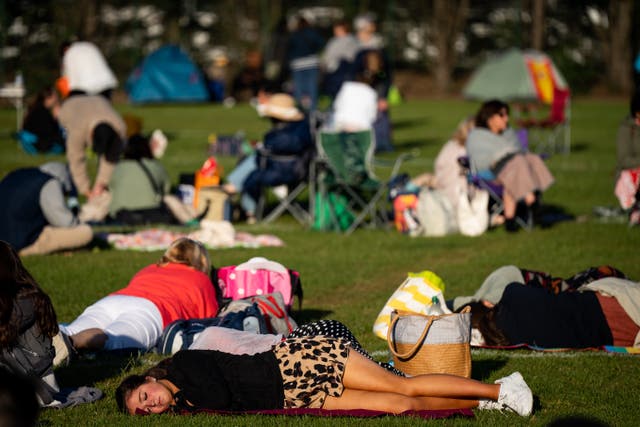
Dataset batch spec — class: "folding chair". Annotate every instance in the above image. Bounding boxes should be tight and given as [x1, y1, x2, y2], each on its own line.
[255, 147, 314, 225]
[310, 129, 409, 234]
[518, 87, 571, 155]
[457, 156, 533, 231]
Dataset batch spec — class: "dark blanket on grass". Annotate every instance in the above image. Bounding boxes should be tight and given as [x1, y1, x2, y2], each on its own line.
[474, 343, 639, 354]
[139, 407, 474, 419]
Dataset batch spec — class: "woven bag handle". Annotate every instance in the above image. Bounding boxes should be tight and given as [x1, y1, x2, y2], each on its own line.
[387, 310, 435, 360]
[387, 306, 471, 360]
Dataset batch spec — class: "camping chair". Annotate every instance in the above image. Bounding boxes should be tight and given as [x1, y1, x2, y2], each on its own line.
[518, 87, 571, 154]
[458, 128, 536, 232]
[255, 146, 314, 225]
[310, 129, 410, 234]
[457, 156, 533, 231]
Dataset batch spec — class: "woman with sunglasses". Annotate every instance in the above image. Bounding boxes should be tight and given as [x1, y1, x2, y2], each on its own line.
[465, 99, 554, 231]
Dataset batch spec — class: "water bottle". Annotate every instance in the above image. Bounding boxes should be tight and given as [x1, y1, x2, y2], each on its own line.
[427, 296, 444, 316]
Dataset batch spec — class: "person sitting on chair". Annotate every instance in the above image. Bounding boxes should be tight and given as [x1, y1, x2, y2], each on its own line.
[465, 99, 554, 231]
[224, 93, 314, 223]
[614, 92, 640, 226]
[411, 117, 476, 212]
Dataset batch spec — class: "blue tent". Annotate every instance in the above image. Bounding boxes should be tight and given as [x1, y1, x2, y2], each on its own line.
[126, 45, 209, 103]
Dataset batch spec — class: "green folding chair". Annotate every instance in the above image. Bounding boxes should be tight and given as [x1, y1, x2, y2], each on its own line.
[311, 129, 409, 234]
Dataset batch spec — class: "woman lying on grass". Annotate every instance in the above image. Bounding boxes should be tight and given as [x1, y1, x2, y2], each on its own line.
[116, 336, 533, 417]
[56, 237, 218, 361]
[460, 277, 640, 349]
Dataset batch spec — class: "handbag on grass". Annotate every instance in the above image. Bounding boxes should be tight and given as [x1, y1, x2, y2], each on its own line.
[372, 271, 448, 340]
[387, 306, 471, 378]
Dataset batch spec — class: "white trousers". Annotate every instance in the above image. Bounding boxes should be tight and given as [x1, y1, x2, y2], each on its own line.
[60, 295, 163, 351]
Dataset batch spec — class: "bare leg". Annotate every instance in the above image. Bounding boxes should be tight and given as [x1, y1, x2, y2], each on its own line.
[503, 191, 516, 219]
[323, 389, 478, 413]
[524, 192, 536, 206]
[338, 351, 499, 402]
[71, 328, 108, 351]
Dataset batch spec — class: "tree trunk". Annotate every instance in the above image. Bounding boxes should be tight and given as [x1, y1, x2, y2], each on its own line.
[431, 0, 470, 95]
[79, 0, 97, 40]
[607, 0, 633, 93]
[531, 0, 545, 50]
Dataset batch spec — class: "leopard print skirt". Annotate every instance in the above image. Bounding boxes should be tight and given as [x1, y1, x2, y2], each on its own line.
[273, 336, 350, 409]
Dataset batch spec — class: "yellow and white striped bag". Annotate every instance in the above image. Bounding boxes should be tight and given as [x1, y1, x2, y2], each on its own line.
[372, 271, 449, 340]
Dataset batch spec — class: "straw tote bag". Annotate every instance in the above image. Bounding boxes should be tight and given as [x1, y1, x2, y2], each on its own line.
[387, 307, 472, 377]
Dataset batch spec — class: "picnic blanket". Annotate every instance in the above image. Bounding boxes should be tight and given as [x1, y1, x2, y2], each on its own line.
[473, 343, 640, 354]
[136, 407, 473, 419]
[107, 220, 284, 251]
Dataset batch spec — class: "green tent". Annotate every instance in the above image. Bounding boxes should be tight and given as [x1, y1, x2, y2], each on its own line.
[462, 48, 569, 104]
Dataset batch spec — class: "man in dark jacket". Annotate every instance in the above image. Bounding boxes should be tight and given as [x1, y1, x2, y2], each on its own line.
[0, 162, 92, 255]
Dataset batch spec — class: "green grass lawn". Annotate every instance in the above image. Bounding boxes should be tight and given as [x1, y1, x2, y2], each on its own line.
[1, 97, 638, 426]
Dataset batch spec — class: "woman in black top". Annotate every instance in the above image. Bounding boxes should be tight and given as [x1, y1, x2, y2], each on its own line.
[117, 336, 535, 416]
[461, 281, 639, 348]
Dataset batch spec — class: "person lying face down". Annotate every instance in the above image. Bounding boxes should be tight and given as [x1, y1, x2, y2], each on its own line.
[450, 264, 628, 312]
[116, 335, 535, 417]
[460, 277, 640, 349]
[56, 237, 218, 361]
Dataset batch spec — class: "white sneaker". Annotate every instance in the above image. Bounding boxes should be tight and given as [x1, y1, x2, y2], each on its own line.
[495, 372, 533, 416]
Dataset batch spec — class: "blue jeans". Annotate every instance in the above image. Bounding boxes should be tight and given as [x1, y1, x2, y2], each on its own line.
[292, 67, 319, 112]
[226, 154, 258, 215]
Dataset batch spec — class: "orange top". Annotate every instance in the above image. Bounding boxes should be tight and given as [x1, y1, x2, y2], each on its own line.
[113, 263, 218, 327]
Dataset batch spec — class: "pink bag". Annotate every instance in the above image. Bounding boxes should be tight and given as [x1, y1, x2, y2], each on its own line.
[216, 257, 302, 310]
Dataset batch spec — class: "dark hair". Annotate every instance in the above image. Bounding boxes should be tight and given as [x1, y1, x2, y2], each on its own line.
[115, 357, 173, 414]
[92, 123, 123, 163]
[475, 99, 510, 129]
[59, 40, 72, 58]
[631, 92, 640, 117]
[333, 19, 350, 32]
[457, 302, 510, 346]
[0, 241, 58, 347]
[115, 375, 147, 414]
[295, 16, 309, 30]
[27, 87, 56, 116]
[123, 135, 153, 160]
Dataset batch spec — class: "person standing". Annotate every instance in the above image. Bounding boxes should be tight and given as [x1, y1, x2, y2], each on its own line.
[352, 13, 394, 152]
[321, 20, 359, 99]
[286, 15, 325, 112]
[61, 41, 118, 99]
